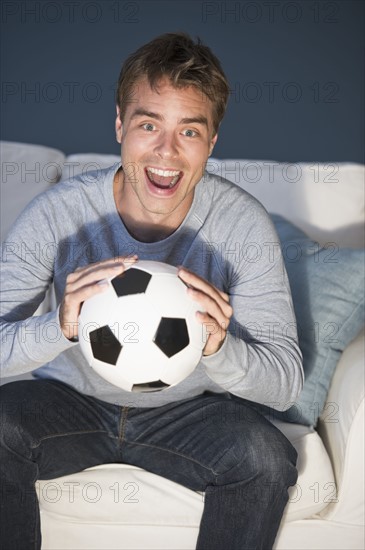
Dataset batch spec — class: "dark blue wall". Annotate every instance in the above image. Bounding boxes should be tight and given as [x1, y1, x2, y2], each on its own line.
[1, 0, 364, 162]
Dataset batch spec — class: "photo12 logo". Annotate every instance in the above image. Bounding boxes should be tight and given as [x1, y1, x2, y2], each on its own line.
[1, 1, 140, 24]
[201, 1, 340, 24]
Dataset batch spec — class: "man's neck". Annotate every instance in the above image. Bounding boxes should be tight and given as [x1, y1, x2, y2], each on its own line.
[120, 214, 177, 243]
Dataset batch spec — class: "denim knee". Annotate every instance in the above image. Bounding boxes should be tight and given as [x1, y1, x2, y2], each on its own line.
[207, 399, 298, 489]
[0, 380, 55, 456]
[247, 425, 298, 487]
[0, 381, 33, 452]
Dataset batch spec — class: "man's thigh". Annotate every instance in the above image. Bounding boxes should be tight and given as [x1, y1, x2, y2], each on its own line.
[0, 379, 121, 479]
[122, 392, 296, 492]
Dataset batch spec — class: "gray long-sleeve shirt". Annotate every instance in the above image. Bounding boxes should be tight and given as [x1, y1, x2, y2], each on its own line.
[0, 163, 303, 409]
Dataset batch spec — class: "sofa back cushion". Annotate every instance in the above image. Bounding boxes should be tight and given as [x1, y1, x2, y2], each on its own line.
[265, 216, 365, 426]
[0, 141, 65, 242]
[206, 158, 365, 249]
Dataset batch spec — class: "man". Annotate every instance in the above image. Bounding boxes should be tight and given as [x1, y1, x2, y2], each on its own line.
[0, 33, 303, 549]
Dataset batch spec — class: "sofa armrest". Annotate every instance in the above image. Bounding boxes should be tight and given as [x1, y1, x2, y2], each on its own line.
[317, 328, 364, 524]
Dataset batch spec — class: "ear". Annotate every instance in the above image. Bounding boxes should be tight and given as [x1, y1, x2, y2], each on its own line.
[115, 105, 123, 144]
[209, 133, 218, 156]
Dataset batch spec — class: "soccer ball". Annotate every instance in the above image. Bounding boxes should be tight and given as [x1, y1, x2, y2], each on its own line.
[78, 260, 206, 392]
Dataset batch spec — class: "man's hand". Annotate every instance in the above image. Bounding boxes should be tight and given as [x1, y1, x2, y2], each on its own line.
[60, 256, 138, 341]
[178, 267, 233, 356]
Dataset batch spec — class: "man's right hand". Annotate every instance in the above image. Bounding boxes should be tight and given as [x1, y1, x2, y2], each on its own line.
[59, 255, 138, 341]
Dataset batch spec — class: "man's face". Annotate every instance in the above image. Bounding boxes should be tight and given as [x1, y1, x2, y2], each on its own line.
[115, 77, 218, 223]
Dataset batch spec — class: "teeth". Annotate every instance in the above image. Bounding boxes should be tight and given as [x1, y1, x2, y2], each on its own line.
[169, 174, 180, 187]
[147, 167, 181, 177]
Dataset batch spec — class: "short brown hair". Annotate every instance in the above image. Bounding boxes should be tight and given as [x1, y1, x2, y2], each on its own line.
[116, 32, 230, 136]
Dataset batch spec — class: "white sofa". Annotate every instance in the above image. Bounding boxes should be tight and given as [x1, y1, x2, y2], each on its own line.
[1, 141, 364, 549]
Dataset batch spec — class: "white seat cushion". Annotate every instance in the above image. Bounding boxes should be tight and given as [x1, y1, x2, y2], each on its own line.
[271, 421, 336, 522]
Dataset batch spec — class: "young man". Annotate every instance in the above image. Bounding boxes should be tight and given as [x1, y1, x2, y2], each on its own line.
[0, 33, 303, 549]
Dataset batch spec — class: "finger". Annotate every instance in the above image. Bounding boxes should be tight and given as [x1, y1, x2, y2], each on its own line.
[74, 255, 137, 274]
[188, 287, 232, 328]
[61, 276, 114, 339]
[178, 267, 230, 303]
[196, 312, 227, 356]
[179, 268, 232, 319]
[66, 278, 109, 311]
[61, 256, 138, 338]
[67, 255, 138, 287]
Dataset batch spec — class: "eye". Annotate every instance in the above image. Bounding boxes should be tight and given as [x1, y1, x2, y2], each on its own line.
[182, 128, 198, 138]
[142, 123, 155, 132]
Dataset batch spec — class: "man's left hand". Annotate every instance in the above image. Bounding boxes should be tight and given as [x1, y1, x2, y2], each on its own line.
[178, 267, 233, 356]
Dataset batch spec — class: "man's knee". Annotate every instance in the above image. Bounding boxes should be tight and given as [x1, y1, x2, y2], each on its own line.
[249, 426, 298, 488]
[0, 380, 57, 452]
[1, 381, 33, 447]
[208, 400, 298, 489]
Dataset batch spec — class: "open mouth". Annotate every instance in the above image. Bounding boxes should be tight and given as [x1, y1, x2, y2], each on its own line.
[145, 167, 183, 190]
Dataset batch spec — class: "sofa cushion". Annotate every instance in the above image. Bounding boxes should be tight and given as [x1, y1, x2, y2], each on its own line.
[267, 215, 365, 426]
[0, 141, 65, 242]
[206, 158, 365, 248]
[37, 424, 334, 548]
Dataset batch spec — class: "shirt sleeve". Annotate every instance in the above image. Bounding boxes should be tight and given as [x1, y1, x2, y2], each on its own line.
[200, 205, 304, 411]
[0, 195, 75, 379]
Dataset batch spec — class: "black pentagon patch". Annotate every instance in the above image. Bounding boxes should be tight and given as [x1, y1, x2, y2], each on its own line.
[154, 317, 189, 358]
[111, 268, 152, 297]
[90, 325, 122, 365]
[132, 380, 170, 392]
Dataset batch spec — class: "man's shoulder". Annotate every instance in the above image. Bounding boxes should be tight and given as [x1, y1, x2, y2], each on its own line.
[3, 164, 118, 241]
[200, 171, 276, 242]
[22, 163, 118, 213]
[53, 162, 118, 196]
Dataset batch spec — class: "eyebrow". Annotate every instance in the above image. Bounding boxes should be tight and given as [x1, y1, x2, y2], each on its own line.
[130, 108, 208, 127]
[131, 108, 162, 121]
[180, 116, 208, 127]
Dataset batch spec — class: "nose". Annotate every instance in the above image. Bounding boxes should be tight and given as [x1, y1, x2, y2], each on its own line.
[153, 131, 178, 159]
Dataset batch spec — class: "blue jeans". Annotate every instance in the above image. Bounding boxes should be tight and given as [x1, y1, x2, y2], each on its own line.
[0, 379, 298, 549]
